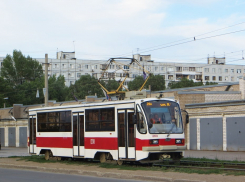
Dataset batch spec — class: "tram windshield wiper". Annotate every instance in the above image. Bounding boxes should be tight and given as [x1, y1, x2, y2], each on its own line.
[167, 123, 176, 137]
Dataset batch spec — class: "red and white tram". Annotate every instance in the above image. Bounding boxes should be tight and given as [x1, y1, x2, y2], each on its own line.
[28, 98, 187, 164]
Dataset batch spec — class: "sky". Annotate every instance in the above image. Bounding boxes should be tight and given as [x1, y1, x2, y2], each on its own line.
[1, 0, 245, 65]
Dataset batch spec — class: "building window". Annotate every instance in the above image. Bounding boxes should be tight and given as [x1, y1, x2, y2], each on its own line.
[212, 76, 216, 81]
[189, 67, 195, 71]
[196, 75, 202, 80]
[85, 65, 89, 69]
[161, 67, 165, 71]
[167, 67, 173, 72]
[189, 75, 195, 79]
[70, 64, 73, 68]
[70, 81, 74, 85]
[92, 73, 97, 78]
[176, 67, 182, 72]
[95, 65, 97, 69]
[225, 69, 228, 73]
[196, 67, 202, 72]
[70, 73, 74, 77]
[77, 73, 81, 78]
[124, 65, 129, 70]
[231, 69, 234, 73]
[218, 68, 222, 73]
[204, 68, 209, 73]
[212, 68, 215, 73]
[54, 64, 58, 68]
[168, 75, 173, 80]
[237, 69, 241, 73]
[205, 76, 209, 80]
[225, 76, 228, 81]
[219, 76, 222, 81]
[183, 67, 188, 71]
[155, 67, 158, 71]
[231, 76, 234, 81]
[109, 65, 115, 69]
[62, 64, 66, 68]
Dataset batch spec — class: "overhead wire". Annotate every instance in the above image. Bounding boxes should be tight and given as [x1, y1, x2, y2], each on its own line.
[115, 21, 245, 57]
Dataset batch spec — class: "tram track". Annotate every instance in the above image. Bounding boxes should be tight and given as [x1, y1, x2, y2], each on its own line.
[152, 160, 245, 171]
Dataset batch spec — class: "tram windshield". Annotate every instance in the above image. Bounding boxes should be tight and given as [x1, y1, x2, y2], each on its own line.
[141, 100, 183, 134]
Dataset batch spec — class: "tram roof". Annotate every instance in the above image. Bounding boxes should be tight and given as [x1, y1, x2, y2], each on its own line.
[29, 97, 176, 112]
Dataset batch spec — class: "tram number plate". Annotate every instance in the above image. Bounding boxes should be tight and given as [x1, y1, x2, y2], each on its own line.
[90, 139, 95, 144]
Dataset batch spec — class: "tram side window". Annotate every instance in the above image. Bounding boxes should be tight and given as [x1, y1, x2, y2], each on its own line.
[37, 111, 71, 132]
[136, 105, 147, 134]
[85, 108, 115, 131]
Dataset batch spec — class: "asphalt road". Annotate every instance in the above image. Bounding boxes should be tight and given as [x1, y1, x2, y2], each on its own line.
[0, 168, 142, 182]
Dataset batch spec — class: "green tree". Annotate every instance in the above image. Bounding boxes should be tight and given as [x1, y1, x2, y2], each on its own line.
[67, 75, 104, 100]
[205, 81, 218, 85]
[9, 77, 44, 106]
[49, 75, 68, 102]
[168, 77, 204, 89]
[106, 79, 120, 92]
[0, 50, 43, 85]
[128, 74, 165, 91]
[0, 76, 13, 108]
[128, 76, 144, 90]
[146, 74, 165, 91]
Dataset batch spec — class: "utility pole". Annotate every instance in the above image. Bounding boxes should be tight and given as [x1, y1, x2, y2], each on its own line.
[45, 54, 49, 107]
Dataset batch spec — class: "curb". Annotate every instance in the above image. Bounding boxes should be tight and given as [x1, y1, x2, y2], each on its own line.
[0, 164, 206, 182]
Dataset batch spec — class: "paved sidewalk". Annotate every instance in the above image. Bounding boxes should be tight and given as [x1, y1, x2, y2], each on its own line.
[184, 150, 245, 161]
[0, 147, 30, 157]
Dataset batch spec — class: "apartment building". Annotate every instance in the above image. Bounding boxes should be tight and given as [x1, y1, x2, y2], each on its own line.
[1, 52, 245, 88]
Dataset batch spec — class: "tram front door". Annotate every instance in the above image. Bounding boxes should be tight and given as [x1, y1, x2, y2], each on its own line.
[73, 113, 84, 156]
[29, 116, 36, 154]
[118, 109, 135, 159]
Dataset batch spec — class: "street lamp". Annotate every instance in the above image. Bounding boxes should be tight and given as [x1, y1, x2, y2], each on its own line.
[4, 97, 8, 108]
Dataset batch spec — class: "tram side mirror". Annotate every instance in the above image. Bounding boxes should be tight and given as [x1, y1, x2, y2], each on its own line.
[148, 122, 153, 129]
[186, 114, 189, 124]
[133, 114, 137, 124]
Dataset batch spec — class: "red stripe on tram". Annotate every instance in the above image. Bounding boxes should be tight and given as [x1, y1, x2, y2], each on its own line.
[84, 137, 118, 150]
[36, 137, 73, 148]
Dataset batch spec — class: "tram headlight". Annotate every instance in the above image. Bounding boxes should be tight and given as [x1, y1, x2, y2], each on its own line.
[175, 139, 183, 144]
[150, 139, 159, 145]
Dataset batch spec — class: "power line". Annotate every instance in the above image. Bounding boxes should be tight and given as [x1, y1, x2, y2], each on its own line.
[116, 21, 245, 57]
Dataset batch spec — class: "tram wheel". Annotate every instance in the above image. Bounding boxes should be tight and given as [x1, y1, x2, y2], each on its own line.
[117, 160, 123, 165]
[45, 150, 50, 160]
[100, 153, 106, 163]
